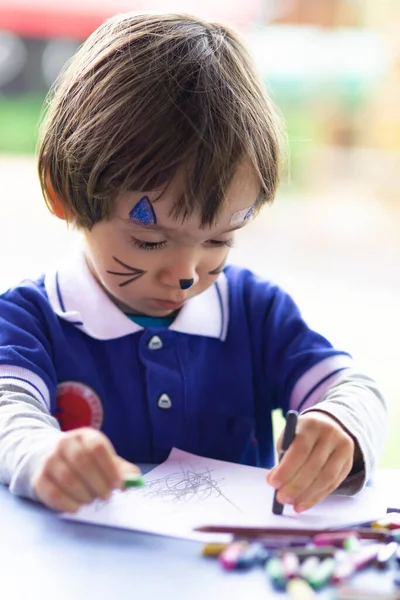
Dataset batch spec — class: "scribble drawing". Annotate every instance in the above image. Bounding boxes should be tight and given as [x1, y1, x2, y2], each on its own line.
[138, 463, 242, 512]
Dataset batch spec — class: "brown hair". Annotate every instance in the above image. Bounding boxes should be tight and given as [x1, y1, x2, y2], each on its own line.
[38, 12, 284, 229]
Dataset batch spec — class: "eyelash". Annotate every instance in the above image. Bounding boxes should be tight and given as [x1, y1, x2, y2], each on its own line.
[129, 238, 167, 251]
[129, 238, 235, 251]
[208, 239, 235, 248]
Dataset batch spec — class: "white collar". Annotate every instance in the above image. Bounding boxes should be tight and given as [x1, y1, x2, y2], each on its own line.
[44, 248, 229, 341]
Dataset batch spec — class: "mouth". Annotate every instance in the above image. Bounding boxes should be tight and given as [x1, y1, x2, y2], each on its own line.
[152, 298, 186, 310]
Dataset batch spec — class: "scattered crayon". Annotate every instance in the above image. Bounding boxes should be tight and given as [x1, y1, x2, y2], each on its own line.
[372, 514, 400, 530]
[236, 542, 269, 569]
[123, 473, 145, 488]
[201, 543, 229, 557]
[307, 557, 336, 590]
[280, 552, 300, 579]
[313, 531, 360, 547]
[254, 535, 312, 548]
[287, 577, 317, 600]
[299, 556, 320, 580]
[265, 556, 287, 590]
[219, 542, 248, 570]
[388, 531, 400, 543]
[331, 556, 355, 584]
[351, 543, 383, 571]
[375, 541, 398, 569]
[343, 535, 361, 553]
[276, 545, 337, 561]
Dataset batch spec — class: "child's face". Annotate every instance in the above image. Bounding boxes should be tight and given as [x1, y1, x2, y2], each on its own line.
[83, 164, 260, 316]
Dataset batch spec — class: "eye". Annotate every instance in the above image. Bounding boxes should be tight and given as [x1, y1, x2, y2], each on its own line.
[129, 237, 167, 251]
[207, 239, 235, 248]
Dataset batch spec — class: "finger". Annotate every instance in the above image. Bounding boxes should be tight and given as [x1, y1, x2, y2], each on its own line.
[114, 457, 141, 488]
[276, 437, 334, 505]
[33, 471, 81, 513]
[80, 429, 122, 490]
[293, 449, 353, 512]
[58, 433, 113, 501]
[45, 450, 97, 505]
[268, 430, 316, 490]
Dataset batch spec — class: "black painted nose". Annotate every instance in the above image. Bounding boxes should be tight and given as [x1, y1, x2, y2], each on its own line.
[179, 278, 194, 290]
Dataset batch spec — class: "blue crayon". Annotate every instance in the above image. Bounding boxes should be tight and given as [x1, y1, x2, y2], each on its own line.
[236, 542, 269, 569]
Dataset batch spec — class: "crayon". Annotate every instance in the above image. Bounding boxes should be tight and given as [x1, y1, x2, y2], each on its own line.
[286, 577, 317, 600]
[255, 535, 312, 549]
[372, 514, 400, 529]
[299, 556, 320, 580]
[388, 530, 400, 543]
[313, 531, 360, 547]
[123, 473, 145, 488]
[343, 535, 361, 553]
[375, 541, 398, 569]
[265, 556, 287, 590]
[236, 542, 269, 568]
[218, 541, 248, 570]
[280, 552, 300, 579]
[307, 557, 336, 589]
[201, 543, 229, 557]
[194, 525, 388, 541]
[331, 556, 355, 584]
[272, 410, 298, 515]
[351, 543, 383, 571]
[276, 545, 337, 561]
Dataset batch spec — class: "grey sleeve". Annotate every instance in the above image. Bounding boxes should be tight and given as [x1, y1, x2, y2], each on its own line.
[302, 369, 388, 495]
[0, 383, 63, 500]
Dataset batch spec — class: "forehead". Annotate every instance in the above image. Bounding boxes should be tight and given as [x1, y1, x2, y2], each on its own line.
[116, 164, 260, 234]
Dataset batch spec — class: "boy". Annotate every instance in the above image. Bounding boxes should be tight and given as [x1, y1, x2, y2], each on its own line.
[0, 12, 387, 514]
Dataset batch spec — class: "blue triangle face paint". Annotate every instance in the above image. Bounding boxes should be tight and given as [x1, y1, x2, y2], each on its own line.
[129, 196, 157, 226]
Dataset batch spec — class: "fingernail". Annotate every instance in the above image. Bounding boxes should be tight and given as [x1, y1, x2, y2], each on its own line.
[279, 495, 294, 505]
[295, 505, 310, 513]
[268, 474, 281, 488]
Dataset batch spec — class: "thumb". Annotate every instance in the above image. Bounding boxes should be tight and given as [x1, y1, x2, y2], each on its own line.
[266, 430, 284, 485]
[114, 456, 141, 488]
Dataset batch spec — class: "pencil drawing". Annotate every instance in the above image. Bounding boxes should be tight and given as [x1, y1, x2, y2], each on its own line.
[136, 463, 242, 511]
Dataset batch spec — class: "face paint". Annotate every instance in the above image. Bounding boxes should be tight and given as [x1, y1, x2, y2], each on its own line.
[208, 258, 226, 276]
[230, 204, 255, 226]
[179, 278, 194, 290]
[106, 256, 146, 287]
[129, 196, 157, 226]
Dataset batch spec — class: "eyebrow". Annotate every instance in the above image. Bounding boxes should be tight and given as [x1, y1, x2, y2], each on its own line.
[121, 219, 248, 235]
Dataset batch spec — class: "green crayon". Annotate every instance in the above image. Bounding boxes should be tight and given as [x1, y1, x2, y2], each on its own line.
[265, 557, 287, 590]
[123, 473, 145, 488]
[307, 557, 336, 589]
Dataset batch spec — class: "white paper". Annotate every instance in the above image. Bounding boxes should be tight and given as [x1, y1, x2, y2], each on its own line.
[63, 448, 387, 541]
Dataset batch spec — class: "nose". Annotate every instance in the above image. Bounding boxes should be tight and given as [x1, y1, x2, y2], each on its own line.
[158, 251, 199, 290]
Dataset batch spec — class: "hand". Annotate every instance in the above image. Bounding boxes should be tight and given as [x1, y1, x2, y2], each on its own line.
[266, 411, 356, 513]
[33, 428, 140, 513]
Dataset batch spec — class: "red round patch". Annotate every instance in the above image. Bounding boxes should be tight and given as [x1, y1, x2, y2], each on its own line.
[56, 382, 103, 431]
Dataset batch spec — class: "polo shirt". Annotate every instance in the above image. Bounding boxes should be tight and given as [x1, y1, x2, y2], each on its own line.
[0, 250, 352, 468]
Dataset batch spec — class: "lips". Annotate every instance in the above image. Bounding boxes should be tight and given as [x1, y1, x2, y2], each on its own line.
[152, 298, 185, 310]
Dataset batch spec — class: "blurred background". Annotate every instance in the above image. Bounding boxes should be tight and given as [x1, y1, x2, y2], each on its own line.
[0, 0, 399, 468]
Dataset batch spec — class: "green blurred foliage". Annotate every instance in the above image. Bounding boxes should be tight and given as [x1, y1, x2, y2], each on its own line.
[0, 94, 45, 154]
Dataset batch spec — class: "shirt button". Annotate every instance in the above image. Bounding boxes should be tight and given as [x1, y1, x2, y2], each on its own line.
[148, 335, 163, 350]
[157, 393, 172, 409]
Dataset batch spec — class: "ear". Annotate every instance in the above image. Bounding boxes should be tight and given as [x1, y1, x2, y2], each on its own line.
[45, 174, 67, 221]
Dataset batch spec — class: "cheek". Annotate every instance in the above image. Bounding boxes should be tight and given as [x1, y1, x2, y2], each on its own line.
[201, 248, 230, 277]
